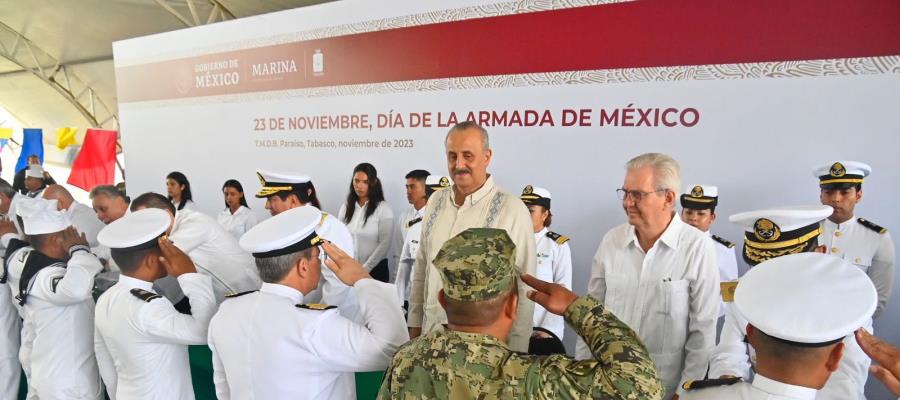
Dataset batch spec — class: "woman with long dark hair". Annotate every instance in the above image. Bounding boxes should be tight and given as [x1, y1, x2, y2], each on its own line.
[217, 179, 259, 238]
[166, 171, 194, 211]
[339, 163, 394, 282]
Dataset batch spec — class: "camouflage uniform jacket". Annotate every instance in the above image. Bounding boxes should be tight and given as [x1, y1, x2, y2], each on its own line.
[377, 296, 663, 399]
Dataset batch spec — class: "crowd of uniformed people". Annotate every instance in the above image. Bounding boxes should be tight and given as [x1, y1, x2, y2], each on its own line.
[0, 121, 898, 400]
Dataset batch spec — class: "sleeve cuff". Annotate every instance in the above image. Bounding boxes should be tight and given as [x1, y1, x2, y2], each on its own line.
[563, 296, 602, 328]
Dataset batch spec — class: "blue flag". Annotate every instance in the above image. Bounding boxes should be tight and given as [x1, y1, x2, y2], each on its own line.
[15, 128, 43, 173]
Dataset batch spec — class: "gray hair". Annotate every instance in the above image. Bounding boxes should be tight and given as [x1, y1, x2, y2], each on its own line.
[255, 248, 315, 283]
[445, 121, 490, 150]
[625, 153, 681, 193]
[90, 185, 129, 202]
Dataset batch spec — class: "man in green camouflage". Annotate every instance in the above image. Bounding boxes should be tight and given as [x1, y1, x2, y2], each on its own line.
[377, 228, 663, 399]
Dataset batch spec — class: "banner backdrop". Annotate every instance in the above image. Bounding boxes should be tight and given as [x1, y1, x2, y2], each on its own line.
[115, 1, 900, 396]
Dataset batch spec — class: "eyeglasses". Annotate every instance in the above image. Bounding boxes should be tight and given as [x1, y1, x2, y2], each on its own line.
[616, 188, 667, 202]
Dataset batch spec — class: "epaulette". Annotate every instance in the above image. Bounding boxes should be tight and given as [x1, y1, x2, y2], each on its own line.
[545, 231, 570, 245]
[711, 234, 735, 248]
[407, 217, 423, 228]
[858, 218, 887, 234]
[225, 290, 258, 299]
[682, 376, 742, 391]
[130, 288, 162, 302]
[318, 212, 329, 227]
[296, 303, 337, 311]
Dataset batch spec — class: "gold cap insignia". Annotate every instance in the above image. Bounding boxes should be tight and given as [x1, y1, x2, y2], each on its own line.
[257, 172, 267, 186]
[753, 218, 782, 242]
[523, 185, 534, 195]
[830, 162, 846, 177]
[439, 176, 450, 187]
[310, 236, 322, 246]
[691, 185, 704, 198]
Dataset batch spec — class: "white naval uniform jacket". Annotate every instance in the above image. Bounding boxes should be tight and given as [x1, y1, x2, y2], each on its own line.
[578, 215, 720, 397]
[395, 216, 423, 303]
[3, 236, 36, 400]
[207, 279, 408, 400]
[94, 273, 217, 400]
[307, 207, 361, 323]
[709, 232, 739, 317]
[820, 217, 894, 317]
[19, 247, 104, 399]
[0, 233, 22, 400]
[532, 228, 572, 339]
[683, 374, 817, 400]
[709, 297, 873, 400]
[408, 177, 536, 352]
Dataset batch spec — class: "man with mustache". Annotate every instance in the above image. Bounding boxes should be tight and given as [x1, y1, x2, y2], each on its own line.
[407, 121, 537, 352]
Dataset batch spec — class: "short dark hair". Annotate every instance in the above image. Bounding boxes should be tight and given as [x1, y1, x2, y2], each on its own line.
[405, 169, 430, 182]
[443, 283, 517, 326]
[752, 326, 838, 364]
[111, 247, 160, 274]
[271, 182, 321, 209]
[255, 248, 316, 283]
[131, 192, 176, 215]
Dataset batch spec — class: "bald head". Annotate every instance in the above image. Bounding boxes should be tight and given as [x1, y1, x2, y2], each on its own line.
[42, 185, 75, 210]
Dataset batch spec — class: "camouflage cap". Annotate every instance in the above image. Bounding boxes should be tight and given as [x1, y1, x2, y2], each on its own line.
[434, 228, 517, 302]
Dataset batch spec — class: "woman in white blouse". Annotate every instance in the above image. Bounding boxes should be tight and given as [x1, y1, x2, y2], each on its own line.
[339, 162, 394, 282]
[166, 171, 194, 211]
[217, 179, 259, 238]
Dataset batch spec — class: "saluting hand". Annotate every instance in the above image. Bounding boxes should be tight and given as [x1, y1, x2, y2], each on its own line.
[59, 226, 89, 250]
[158, 236, 196, 277]
[322, 241, 371, 286]
[856, 329, 900, 396]
[521, 273, 578, 316]
[0, 217, 17, 236]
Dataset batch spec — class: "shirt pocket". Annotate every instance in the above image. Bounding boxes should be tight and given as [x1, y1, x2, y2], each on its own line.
[603, 272, 629, 314]
[654, 279, 691, 353]
[848, 254, 873, 273]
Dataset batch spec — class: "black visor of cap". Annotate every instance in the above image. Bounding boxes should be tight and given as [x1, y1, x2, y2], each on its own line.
[680, 194, 718, 210]
[252, 231, 321, 258]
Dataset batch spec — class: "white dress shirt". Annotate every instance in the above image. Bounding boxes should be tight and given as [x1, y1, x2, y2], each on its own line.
[820, 216, 894, 317]
[67, 201, 106, 248]
[395, 216, 423, 303]
[683, 374, 818, 400]
[338, 201, 394, 271]
[216, 205, 260, 239]
[21, 249, 104, 399]
[95, 273, 216, 400]
[0, 233, 21, 400]
[532, 228, 572, 339]
[208, 279, 408, 400]
[578, 215, 719, 397]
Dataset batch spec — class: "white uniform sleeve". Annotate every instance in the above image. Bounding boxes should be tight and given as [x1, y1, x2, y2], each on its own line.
[720, 246, 739, 282]
[308, 279, 409, 372]
[870, 232, 894, 318]
[707, 304, 752, 380]
[362, 206, 394, 270]
[207, 332, 230, 400]
[94, 325, 118, 400]
[395, 237, 414, 303]
[36, 251, 102, 305]
[138, 273, 217, 344]
[576, 235, 611, 360]
[677, 238, 720, 396]
[544, 242, 572, 338]
[169, 215, 211, 254]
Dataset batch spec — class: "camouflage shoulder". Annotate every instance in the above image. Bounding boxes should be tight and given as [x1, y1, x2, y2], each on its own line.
[682, 376, 742, 391]
[225, 290, 257, 299]
[130, 288, 162, 303]
[711, 234, 735, 248]
[858, 218, 888, 234]
[296, 303, 337, 311]
[546, 231, 570, 245]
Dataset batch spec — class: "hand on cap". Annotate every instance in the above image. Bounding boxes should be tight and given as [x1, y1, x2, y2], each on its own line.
[321, 241, 370, 286]
[59, 226, 88, 250]
[856, 329, 900, 396]
[158, 236, 196, 277]
[521, 273, 577, 316]
[0, 217, 17, 236]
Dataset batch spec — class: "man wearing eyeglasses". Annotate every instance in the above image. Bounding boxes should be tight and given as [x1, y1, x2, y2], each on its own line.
[576, 153, 719, 399]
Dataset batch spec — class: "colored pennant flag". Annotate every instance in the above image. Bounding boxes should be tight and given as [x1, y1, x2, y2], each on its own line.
[15, 128, 43, 173]
[0, 127, 12, 139]
[56, 127, 79, 150]
[0, 139, 8, 151]
[67, 128, 118, 191]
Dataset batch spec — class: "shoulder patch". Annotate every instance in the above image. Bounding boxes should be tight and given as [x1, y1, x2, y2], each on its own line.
[130, 288, 162, 303]
[546, 231, 570, 245]
[683, 376, 742, 391]
[858, 218, 887, 234]
[225, 290, 257, 299]
[296, 303, 337, 311]
[711, 234, 735, 248]
[407, 217, 422, 228]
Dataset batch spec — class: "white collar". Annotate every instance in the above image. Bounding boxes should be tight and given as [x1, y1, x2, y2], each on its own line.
[824, 215, 856, 229]
[626, 213, 683, 250]
[752, 374, 818, 400]
[118, 274, 155, 292]
[260, 282, 304, 304]
[535, 227, 548, 239]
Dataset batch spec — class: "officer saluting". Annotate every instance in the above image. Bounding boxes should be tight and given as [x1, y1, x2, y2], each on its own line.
[94, 208, 217, 400]
[683, 253, 877, 399]
[814, 161, 894, 318]
[208, 206, 408, 400]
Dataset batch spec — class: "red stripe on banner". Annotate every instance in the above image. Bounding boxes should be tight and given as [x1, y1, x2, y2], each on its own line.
[116, 0, 900, 102]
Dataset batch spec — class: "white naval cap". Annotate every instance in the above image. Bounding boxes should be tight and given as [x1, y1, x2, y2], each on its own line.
[98, 208, 170, 251]
[239, 205, 323, 258]
[520, 185, 552, 209]
[255, 170, 312, 198]
[425, 175, 450, 196]
[16, 197, 70, 235]
[813, 161, 871, 189]
[735, 252, 877, 345]
[25, 165, 45, 179]
[680, 184, 718, 210]
[729, 205, 832, 266]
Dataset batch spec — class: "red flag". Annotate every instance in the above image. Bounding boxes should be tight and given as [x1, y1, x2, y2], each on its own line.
[67, 128, 117, 191]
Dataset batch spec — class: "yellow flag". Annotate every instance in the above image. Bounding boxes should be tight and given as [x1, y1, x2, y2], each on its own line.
[0, 127, 12, 139]
[56, 127, 78, 150]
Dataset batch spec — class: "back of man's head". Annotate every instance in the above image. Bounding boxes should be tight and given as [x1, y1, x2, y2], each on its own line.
[131, 192, 176, 216]
[749, 325, 844, 388]
[91, 185, 130, 203]
[112, 247, 161, 275]
[0, 178, 15, 214]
